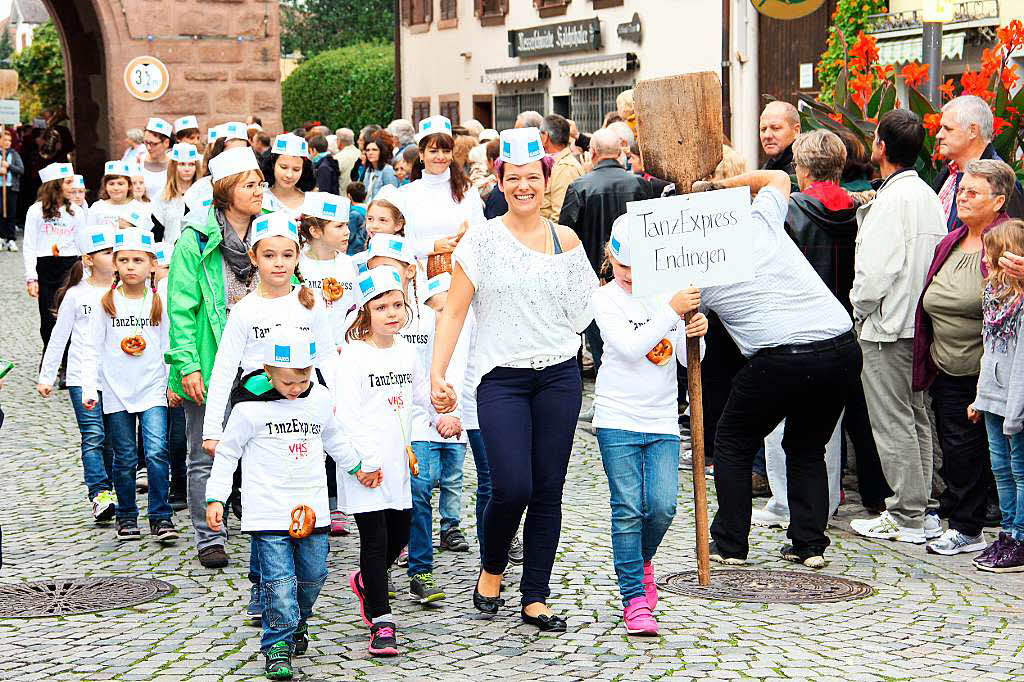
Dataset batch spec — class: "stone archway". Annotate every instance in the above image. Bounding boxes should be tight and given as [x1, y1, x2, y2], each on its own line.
[41, 0, 282, 186]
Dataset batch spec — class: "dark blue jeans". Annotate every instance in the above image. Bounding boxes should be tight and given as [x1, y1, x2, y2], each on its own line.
[68, 386, 113, 500]
[984, 412, 1024, 540]
[106, 407, 171, 523]
[408, 441, 466, 576]
[477, 358, 581, 605]
[253, 533, 328, 652]
[467, 428, 491, 557]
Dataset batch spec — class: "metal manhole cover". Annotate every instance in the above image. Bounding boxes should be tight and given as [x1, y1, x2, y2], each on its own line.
[0, 577, 174, 618]
[659, 569, 873, 603]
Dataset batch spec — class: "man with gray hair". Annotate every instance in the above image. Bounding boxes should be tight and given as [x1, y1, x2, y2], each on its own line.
[539, 114, 583, 220]
[515, 110, 544, 129]
[333, 127, 359, 194]
[935, 94, 1024, 229]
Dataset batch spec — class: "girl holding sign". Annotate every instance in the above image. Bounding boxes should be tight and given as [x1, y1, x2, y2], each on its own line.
[592, 215, 707, 635]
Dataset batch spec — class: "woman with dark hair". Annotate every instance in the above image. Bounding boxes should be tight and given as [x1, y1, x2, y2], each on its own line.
[400, 116, 484, 263]
[261, 133, 315, 217]
[364, 135, 399, 200]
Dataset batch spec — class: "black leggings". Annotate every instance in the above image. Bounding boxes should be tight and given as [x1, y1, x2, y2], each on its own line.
[353, 508, 410, 620]
[35, 255, 79, 350]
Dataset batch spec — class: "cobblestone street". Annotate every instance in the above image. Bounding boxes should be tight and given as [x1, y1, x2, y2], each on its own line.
[0, 248, 1022, 681]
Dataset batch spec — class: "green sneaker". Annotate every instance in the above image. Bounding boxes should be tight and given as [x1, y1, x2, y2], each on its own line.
[92, 490, 116, 524]
[264, 641, 293, 680]
[293, 624, 308, 656]
[409, 572, 446, 604]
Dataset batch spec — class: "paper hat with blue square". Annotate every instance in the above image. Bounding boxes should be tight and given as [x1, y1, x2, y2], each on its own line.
[113, 228, 157, 254]
[609, 214, 631, 267]
[72, 174, 85, 189]
[169, 143, 199, 163]
[127, 161, 144, 177]
[273, 133, 309, 159]
[122, 205, 153, 231]
[208, 146, 260, 181]
[426, 272, 452, 300]
[146, 117, 173, 138]
[352, 251, 370, 275]
[250, 211, 300, 246]
[415, 115, 453, 143]
[499, 127, 545, 165]
[76, 225, 116, 255]
[265, 326, 317, 369]
[104, 160, 133, 177]
[373, 184, 406, 218]
[219, 122, 248, 141]
[174, 115, 199, 133]
[368, 233, 415, 265]
[38, 162, 74, 184]
[183, 177, 213, 215]
[207, 127, 219, 144]
[302, 192, 350, 222]
[153, 242, 171, 267]
[356, 265, 403, 305]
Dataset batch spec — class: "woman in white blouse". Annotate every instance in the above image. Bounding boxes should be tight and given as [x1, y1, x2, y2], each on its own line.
[430, 128, 598, 633]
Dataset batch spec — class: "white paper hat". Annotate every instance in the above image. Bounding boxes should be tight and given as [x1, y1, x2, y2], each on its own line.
[76, 224, 116, 254]
[207, 127, 219, 144]
[608, 214, 631, 267]
[302, 192, 350, 222]
[352, 250, 370, 275]
[220, 121, 249, 141]
[372, 184, 406, 219]
[367, 233, 415, 265]
[39, 162, 74, 184]
[425, 272, 452, 300]
[357, 265, 404, 305]
[127, 160, 144, 178]
[104, 160, 133, 177]
[122, 205, 153, 231]
[146, 117, 173, 138]
[249, 211, 300, 246]
[479, 128, 499, 142]
[113, 228, 157, 254]
[265, 326, 318, 369]
[169, 143, 199, 163]
[72, 174, 85, 189]
[247, 122, 262, 131]
[272, 133, 309, 159]
[499, 127, 545, 165]
[153, 242, 171, 267]
[183, 176, 213, 216]
[415, 115, 453, 143]
[208, 146, 260, 182]
[174, 115, 199, 133]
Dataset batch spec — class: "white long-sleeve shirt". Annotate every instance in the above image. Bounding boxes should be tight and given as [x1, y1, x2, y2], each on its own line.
[411, 304, 472, 443]
[399, 169, 485, 259]
[81, 288, 170, 413]
[37, 280, 105, 388]
[333, 337, 415, 514]
[299, 252, 358, 347]
[87, 199, 146, 229]
[206, 383, 360, 532]
[202, 286, 339, 441]
[592, 282, 704, 436]
[23, 202, 83, 281]
[151, 194, 186, 247]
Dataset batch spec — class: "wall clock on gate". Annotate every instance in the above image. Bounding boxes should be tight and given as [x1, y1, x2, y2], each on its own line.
[750, 0, 826, 20]
[124, 56, 170, 101]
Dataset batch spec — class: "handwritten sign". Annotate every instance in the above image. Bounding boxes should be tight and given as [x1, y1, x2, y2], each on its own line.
[0, 100, 20, 125]
[626, 187, 754, 297]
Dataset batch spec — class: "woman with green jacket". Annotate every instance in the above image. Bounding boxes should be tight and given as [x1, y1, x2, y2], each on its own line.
[165, 146, 265, 569]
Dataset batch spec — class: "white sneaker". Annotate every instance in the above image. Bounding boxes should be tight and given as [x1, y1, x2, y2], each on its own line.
[850, 511, 926, 544]
[926, 528, 986, 556]
[7, 240, 17, 252]
[752, 506, 790, 529]
[924, 512, 942, 539]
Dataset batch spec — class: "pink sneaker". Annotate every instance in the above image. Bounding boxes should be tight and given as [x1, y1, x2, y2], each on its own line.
[330, 510, 350, 536]
[643, 561, 658, 611]
[348, 570, 371, 626]
[368, 621, 399, 656]
[623, 596, 659, 636]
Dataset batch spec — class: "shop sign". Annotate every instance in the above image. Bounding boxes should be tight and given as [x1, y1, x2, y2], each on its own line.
[617, 13, 642, 44]
[750, 0, 825, 20]
[508, 18, 601, 58]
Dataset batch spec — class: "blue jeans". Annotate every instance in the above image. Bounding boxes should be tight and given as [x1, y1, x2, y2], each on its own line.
[984, 412, 1024, 540]
[254, 533, 328, 652]
[106, 407, 171, 523]
[68, 387, 113, 500]
[596, 428, 679, 605]
[408, 440, 466, 576]
[468, 428, 492, 556]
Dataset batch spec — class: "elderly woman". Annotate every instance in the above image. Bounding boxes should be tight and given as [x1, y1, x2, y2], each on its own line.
[915, 158, 1016, 556]
[430, 127, 598, 631]
[166, 146, 266, 570]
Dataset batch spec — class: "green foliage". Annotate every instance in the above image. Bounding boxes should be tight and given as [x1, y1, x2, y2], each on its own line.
[280, 0, 394, 58]
[817, 0, 887, 105]
[0, 31, 13, 65]
[281, 43, 395, 132]
[12, 22, 65, 112]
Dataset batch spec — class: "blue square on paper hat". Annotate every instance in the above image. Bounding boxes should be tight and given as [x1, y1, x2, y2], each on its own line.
[274, 344, 291, 363]
[388, 239, 402, 252]
[275, 139, 286, 150]
[358, 277, 374, 296]
[91, 233, 104, 245]
[611, 235, 621, 253]
[287, 221, 298, 236]
[141, 233, 152, 245]
[114, 233, 125, 245]
[323, 202, 337, 217]
[503, 141, 511, 157]
[390, 270, 401, 284]
[527, 140, 540, 155]
[309, 342, 316, 356]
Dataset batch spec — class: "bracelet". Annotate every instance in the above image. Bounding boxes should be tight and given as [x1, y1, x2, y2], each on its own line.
[348, 462, 362, 475]
[206, 498, 224, 506]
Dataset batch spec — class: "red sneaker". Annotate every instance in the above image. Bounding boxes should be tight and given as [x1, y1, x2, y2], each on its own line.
[348, 570, 371, 626]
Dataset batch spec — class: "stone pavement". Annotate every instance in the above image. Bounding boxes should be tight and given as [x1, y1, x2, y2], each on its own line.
[0, 248, 1022, 681]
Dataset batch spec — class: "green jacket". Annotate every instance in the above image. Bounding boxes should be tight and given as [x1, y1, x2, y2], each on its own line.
[164, 208, 228, 401]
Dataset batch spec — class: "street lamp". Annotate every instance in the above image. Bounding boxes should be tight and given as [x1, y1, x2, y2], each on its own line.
[922, 0, 953, 107]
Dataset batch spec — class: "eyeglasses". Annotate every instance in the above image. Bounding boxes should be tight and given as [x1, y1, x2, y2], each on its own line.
[143, 139, 165, 147]
[241, 181, 269, 192]
[959, 188, 993, 200]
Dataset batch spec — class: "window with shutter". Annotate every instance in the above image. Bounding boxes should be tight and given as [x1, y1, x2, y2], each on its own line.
[439, 99, 461, 126]
[440, 0, 457, 20]
[475, 0, 508, 26]
[412, 99, 431, 128]
[404, 0, 432, 25]
[534, 0, 570, 18]
[592, 0, 623, 7]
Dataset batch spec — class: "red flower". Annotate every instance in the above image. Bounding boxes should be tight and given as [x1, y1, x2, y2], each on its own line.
[932, 148, 945, 162]
[939, 79, 956, 101]
[993, 117, 1011, 136]
[997, 20, 1024, 53]
[1001, 64, 1020, 92]
[923, 113, 942, 137]
[961, 69, 996, 102]
[873, 64, 894, 80]
[1006, 106, 1020, 120]
[828, 113, 843, 124]
[850, 72, 875, 110]
[900, 62, 930, 90]
[850, 31, 879, 67]
[981, 47, 1004, 79]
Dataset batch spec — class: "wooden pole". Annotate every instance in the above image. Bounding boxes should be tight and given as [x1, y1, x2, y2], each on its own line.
[684, 309, 711, 587]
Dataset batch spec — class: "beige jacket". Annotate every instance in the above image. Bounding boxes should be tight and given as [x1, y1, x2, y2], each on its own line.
[541, 147, 584, 220]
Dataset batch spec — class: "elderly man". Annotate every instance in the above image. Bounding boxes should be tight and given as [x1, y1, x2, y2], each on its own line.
[759, 101, 800, 174]
[559, 127, 650, 371]
[515, 110, 544, 129]
[334, 127, 359, 194]
[387, 118, 416, 160]
[934, 95, 1024, 230]
[540, 114, 584, 220]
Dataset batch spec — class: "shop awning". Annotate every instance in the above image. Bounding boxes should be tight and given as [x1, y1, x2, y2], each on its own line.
[557, 52, 638, 78]
[482, 63, 550, 84]
[877, 32, 966, 66]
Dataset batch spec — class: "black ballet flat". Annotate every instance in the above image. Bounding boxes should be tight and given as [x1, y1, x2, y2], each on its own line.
[521, 608, 567, 632]
[473, 569, 504, 615]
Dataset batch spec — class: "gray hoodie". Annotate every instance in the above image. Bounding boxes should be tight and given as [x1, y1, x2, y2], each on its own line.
[974, 294, 1024, 435]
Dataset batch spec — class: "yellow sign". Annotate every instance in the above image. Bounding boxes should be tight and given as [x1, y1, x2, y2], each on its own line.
[123, 56, 170, 102]
[750, 0, 825, 20]
[922, 0, 954, 22]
